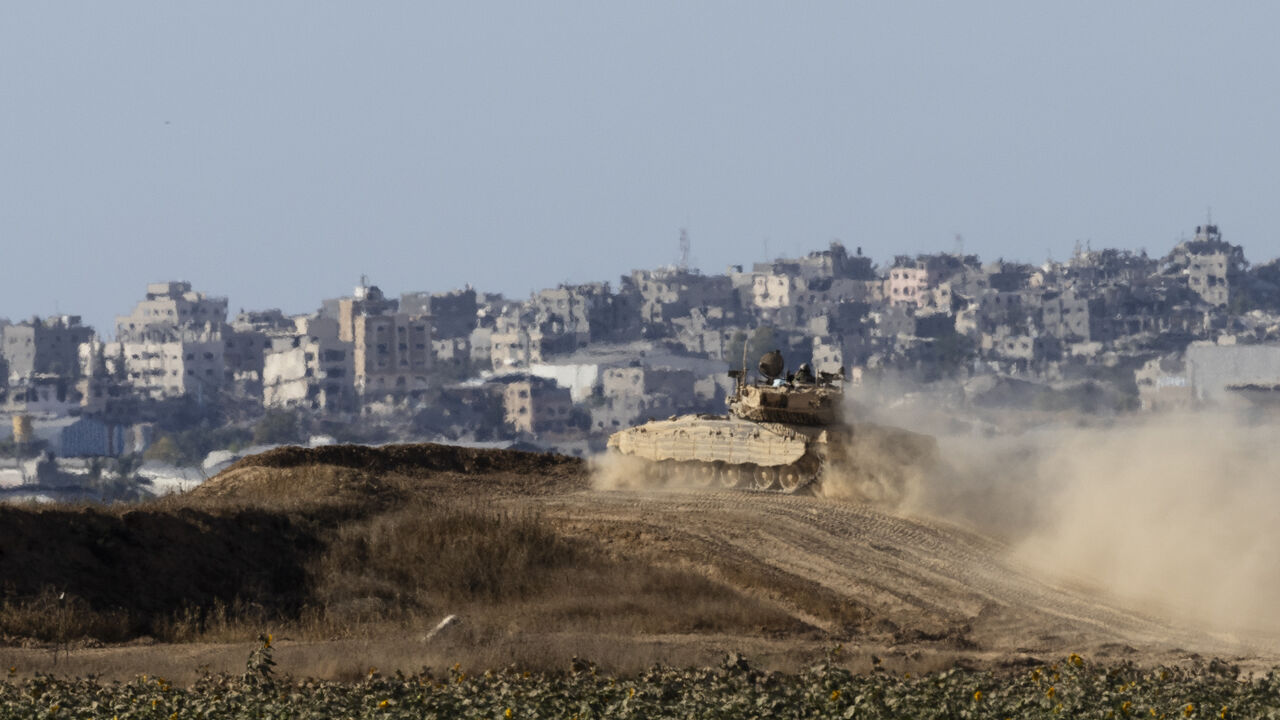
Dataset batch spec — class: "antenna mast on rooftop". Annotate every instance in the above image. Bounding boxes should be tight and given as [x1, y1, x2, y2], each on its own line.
[678, 228, 691, 271]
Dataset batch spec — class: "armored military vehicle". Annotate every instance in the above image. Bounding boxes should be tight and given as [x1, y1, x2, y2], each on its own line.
[606, 350, 931, 497]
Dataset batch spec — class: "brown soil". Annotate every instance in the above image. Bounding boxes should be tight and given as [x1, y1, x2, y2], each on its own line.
[202, 442, 585, 498]
[0, 441, 1276, 680]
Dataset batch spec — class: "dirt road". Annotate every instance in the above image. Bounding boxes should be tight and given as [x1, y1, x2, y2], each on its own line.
[533, 487, 1272, 665]
[5, 442, 1277, 680]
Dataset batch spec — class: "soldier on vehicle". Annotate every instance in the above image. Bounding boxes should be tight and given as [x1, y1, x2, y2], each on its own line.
[793, 362, 815, 385]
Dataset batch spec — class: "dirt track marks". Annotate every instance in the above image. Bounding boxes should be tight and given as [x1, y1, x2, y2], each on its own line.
[532, 489, 1229, 657]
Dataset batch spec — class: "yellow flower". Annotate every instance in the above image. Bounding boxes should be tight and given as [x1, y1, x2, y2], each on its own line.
[378, 699, 390, 708]
[504, 708, 513, 718]
[152, 699, 158, 709]
[265, 633, 273, 648]
[629, 687, 636, 698]
[1046, 686, 1056, 699]
[1069, 653, 1084, 667]
[1122, 700, 1132, 715]
[1219, 707, 1228, 719]
[1184, 703, 1195, 717]
[830, 689, 840, 701]
[973, 690, 983, 703]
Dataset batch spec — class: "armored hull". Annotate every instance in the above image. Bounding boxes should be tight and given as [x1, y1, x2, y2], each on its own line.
[606, 413, 838, 492]
[605, 350, 935, 498]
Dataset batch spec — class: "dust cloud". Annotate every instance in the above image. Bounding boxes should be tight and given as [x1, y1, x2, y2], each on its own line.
[589, 451, 643, 491]
[894, 410, 1280, 636]
[589, 451, 710, 491]
[588, 385, 1280, 635]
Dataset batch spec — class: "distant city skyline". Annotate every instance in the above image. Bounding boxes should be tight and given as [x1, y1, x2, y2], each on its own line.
[5, 2, 1280, 335]
[2, 217, 1254, 341]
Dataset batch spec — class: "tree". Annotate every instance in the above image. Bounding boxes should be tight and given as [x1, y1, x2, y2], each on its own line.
[253, 410, 301, 445]
[725, 326, 779, 374]
[143, 435, 184, 465]
[932, 333, 977, 378]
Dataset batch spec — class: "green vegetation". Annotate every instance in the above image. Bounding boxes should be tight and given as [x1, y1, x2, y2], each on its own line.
[251, 410, 302, 446]
[143, 424, 252, 467]
[1, 647, 1277, 719]
[930, 333, 977, 379]
[0, 438, 46, 459]
[726, 326, 779, 372]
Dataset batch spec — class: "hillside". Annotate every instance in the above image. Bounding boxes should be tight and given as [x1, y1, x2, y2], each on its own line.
[0, 442, 1270, 680]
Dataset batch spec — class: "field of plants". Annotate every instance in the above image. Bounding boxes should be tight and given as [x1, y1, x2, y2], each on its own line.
[3, 640, 1280, 720]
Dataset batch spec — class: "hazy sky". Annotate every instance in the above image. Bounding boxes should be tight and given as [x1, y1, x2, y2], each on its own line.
[4, 3, 1280, 335]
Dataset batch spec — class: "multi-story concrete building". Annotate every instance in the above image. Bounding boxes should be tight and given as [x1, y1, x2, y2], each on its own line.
[116, 328, 226, 400]
[333, 284, 398, 343]
[1, 315, 94, 382]
[400, 287, 477, 340]
[1041, 290, 1091, 341]
[262, 316, 355, 411]
[502, 376, 575, 435]
[353, 312, 432, 399]
[111, 282, 232, 400]
[115, 282, 227, 343]
[885, 262, 932, 308]
[431, 336, 472, 377]
[529, 282, 619, 348]
[1187, 250, 1230, 307]
[490, 327, 537, 370]
[621, 268, 739, 327]
[1162, 225, 1246, 309]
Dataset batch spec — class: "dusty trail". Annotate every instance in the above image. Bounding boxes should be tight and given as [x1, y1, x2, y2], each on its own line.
[6, 442, 1276, 679]
[531, 487, 1261, 662]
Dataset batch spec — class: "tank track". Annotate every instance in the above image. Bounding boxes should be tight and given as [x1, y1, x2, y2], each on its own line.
[627, 456, 822, 495]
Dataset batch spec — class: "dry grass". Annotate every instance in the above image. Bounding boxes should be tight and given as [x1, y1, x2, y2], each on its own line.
[0, 589, 131, 645]
[306, 498, 808, 640]
[314, 499, 581, 606]
[0, 443, 819, 659]
[0, 495, 807, 650]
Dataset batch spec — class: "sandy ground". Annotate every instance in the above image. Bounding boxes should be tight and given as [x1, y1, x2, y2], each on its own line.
[535, 488, 1279, 661]
[6, 482, 1278, 682]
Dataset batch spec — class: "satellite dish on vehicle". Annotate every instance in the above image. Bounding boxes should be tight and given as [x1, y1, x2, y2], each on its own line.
[758, 350, 784, 380]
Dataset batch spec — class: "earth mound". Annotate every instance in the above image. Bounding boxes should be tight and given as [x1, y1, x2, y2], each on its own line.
[191, 443, 587, 504]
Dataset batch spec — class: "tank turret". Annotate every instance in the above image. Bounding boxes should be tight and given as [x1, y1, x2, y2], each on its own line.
[605, 349, 935, 500]
[608, 350, 850, 492]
